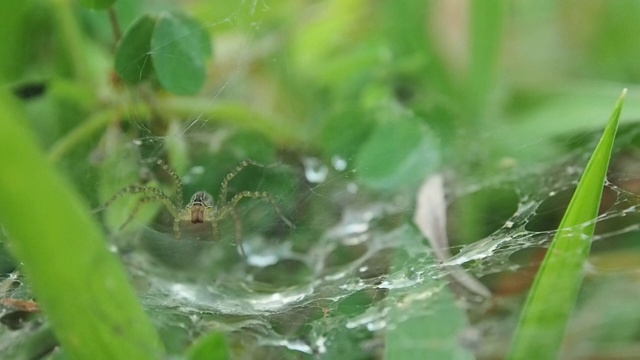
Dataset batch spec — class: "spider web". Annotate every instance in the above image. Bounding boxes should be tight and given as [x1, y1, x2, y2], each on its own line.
[101, 125, 640, 359]
[3, 2, 640, 359]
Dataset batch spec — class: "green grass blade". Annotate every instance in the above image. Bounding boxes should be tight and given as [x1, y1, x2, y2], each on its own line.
[0, 93, 165, 359]
[508, 89, 627, 359]
[468, 0, 506, 119]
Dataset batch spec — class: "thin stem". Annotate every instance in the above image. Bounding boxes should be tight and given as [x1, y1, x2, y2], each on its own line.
[51, 0, 93, 85]
[47, 103, 151, 163]
[108, 7, 122, 45]
[158, 97, 312, 149]
[48, 109, 117, 163]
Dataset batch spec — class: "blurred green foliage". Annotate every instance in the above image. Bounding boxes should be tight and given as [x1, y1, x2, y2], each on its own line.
[2, 0, 640, 358]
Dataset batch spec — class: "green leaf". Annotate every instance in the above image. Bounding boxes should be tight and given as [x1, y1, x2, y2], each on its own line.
[151, 12, 212, 95]
[0, 91, 165, 359]
[78, 0, 115, 10]
[508, 89, 626, 359]
[385, 284, 473, 360]
[115, 14, 156, 84]
[321, 108, 373, 161]
[187, 331, 231, 360]
[356, 117, 440, 191]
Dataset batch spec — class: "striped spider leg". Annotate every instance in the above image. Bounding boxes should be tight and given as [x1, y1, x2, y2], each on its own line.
[93, 159, 295, 256]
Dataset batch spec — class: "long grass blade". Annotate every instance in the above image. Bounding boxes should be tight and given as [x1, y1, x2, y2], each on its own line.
[0, 93, 165, 359]
[508, 89, 627, 358]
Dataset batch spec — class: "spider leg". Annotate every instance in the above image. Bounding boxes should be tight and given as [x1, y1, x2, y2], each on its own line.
[93, 186, 181, 237]
[93, 186, 179, 217]
[219, 160, 266, 204]
[230, 208, 245, 257]
[211, 220, 220, 242]
[226, 191, 295, 229]
[155, 159, 184, 209]
[173, 217, 181, 239]
[118, 196, 155, 231]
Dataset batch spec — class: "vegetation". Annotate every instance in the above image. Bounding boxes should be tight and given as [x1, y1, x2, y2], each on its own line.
[1, 0, 640, 359]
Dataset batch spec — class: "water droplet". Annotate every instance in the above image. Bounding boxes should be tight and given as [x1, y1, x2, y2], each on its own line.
[132, 139, 143, 146]
[315, 336, 327, 354]
[191, 166, 205, 175]
[366, 319, 386, 331]
[261, 339, 312, 354]
[331, 155, 347, 171]
[247, 253, 279, 267]
[303, 157, 328, 183]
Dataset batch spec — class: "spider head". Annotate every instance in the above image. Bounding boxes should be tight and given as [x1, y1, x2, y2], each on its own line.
[187, 191, 213, 223]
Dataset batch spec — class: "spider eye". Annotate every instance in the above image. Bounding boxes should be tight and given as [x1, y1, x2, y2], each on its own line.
[190, 191, 213, 206]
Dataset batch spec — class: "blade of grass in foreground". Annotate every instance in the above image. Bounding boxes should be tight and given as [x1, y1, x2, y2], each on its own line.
[0, 93, 164, 358]
[508, 89, 627, 359]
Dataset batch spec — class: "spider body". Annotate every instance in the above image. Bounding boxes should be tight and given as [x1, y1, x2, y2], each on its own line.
[184, 191, 213, 224]
[93, 160, 294, 256]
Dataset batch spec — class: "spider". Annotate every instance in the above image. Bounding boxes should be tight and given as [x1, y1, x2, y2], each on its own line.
[92, 159, 295, 256]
